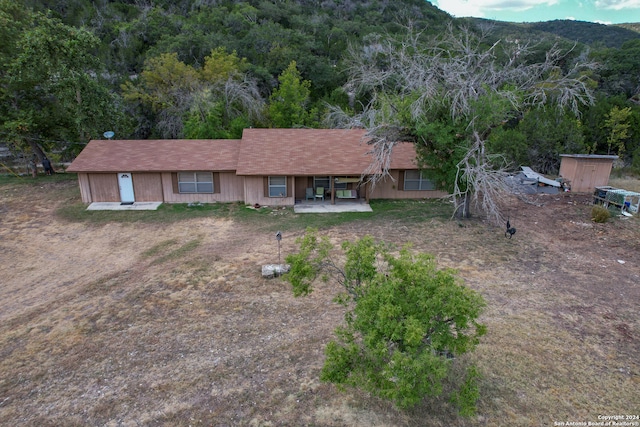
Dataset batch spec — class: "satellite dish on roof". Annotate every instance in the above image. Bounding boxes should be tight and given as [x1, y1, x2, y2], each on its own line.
[103, 131, 115, 139]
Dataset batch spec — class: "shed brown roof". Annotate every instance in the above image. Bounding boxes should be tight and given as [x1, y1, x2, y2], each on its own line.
[66, 139, 240, 173]
[236, 128, 417, 175]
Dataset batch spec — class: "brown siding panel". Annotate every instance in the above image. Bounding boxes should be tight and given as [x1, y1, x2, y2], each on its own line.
[294, 176, 309, 200]
[161, 172, 244, 203]
[559, 156, 616, 193]
[369, 170, 446, 200]
[132, 173, 163, 201]
[171, 173, 178, 193]
[77, 173, 92, 203]
[88, 173, 120, 202]
[245, 176, 295, 206]
[213, 172, 221, 194]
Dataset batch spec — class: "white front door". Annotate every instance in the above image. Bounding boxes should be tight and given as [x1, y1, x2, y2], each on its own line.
[118, 173, 135, 203]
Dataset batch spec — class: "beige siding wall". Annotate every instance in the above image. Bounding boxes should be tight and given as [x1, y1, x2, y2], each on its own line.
[77, 170, 448, 204]
[161, 172, 244, 203]
[369, 170, 447, 199]
[560, 158, 614, 193]
[132, 173, 164, 201]
[89, 173, 120, 202]
[580, 161, 613, 192]
[243, 176, 296, 206]
[295, 176, 314, 200]
[77, 173, 93, 203]
[219, 172, 245, 201]
[559, 158, 578, 186]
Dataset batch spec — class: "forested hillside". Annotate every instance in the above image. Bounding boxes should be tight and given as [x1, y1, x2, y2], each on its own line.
[2, 0, 640, 175]
[618, 23, 640, 33]
[24, 0, 450, 94]
[530, 19, 640, 49]
[466, 17, 640, 48]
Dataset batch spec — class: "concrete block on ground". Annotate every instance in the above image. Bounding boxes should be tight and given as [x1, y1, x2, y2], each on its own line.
[261, 264, 290, 278]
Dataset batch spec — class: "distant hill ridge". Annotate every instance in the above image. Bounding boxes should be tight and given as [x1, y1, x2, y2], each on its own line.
[530, 20, 640, 48]
[465, 18, 640, 49]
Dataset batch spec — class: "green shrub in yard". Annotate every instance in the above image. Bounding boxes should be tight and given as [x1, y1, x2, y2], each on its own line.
[591, 205, 610, 223]
[285, 228, 486, 413]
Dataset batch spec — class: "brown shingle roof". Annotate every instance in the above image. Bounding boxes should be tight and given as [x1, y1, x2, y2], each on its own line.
[66, 130, 418, 175]
[66, 139, 240, 172]
[389, 141, 419, 170]
[236, 128, 417, 175]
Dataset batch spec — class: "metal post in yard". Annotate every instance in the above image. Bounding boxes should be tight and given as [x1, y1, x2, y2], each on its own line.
[275, 231, 282, 265]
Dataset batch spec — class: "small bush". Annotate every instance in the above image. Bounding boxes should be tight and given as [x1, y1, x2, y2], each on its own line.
[591, 205, 610, 223]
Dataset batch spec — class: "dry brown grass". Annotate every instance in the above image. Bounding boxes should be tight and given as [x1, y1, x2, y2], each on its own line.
[609, 176, 640, 193]
[0, 179, 638, 426]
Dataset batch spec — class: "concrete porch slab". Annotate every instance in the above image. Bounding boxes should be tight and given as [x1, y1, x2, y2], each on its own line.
[87, 202, 162, 211]
[293, 201, 372, 213]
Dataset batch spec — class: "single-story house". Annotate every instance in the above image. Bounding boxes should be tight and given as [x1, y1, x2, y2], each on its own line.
[559, 154, 618, 193]
[67, 128, 446, 206]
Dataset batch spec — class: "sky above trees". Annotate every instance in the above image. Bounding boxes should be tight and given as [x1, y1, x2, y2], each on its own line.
[432, 0, 640, 24]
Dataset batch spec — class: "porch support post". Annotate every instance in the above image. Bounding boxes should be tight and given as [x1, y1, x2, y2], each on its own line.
[330, 176, 335, 204]
[364, 179, 370, 203]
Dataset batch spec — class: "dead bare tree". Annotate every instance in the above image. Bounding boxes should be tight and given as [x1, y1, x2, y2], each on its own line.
[221, 76, 264, 124]
[454, 130, 513, 224]
[332, 23, 596, 224]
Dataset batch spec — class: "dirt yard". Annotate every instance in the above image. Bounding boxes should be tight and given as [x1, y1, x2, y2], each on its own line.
[0, 178, 638, 427]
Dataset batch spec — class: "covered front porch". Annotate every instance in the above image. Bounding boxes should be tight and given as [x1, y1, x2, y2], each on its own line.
[294, 175, 369, 206]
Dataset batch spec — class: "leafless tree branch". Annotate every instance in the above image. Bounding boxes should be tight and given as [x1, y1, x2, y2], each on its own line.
[337, 23, 596, 224]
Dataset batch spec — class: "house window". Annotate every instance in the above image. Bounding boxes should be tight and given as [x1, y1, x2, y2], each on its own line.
[178, 172, 214, 193]
[268, 176, 287, 197]
[314, 176, 330, 190]
[333, 177, 347, 190]
[404, 170, 435, 190]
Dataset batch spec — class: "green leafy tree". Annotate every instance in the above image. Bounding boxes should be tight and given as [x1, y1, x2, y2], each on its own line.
[593, 40, 640, 98]
[186, 48, 264, 139]
[122, 52, 201, 138]
[488, 107, 587, 174]
[604, 106, 632, 157]
[628, 108, 640, 170]
[0, 3, 126, 161]
[485, 127, 529, 170]
[285, 229, 486, 413]
[183, 100, 251, 139]
[580, 94, 627, 154]
[122, 49, 263, 138]
[202, 47, 249, 82]
[268, 60, 312, 128]
[110, 5, 183, 74]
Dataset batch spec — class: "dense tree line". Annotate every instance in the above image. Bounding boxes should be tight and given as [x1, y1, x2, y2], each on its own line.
[1, 0, 639, 174]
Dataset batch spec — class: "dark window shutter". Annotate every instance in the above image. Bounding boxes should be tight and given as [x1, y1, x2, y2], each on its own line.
[172, 173, 179, 193]
[398, 170, 405, 191]
[213, 173, 220, 194]
[263, 177, 269, 197]
[287, 176, 293, 197]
